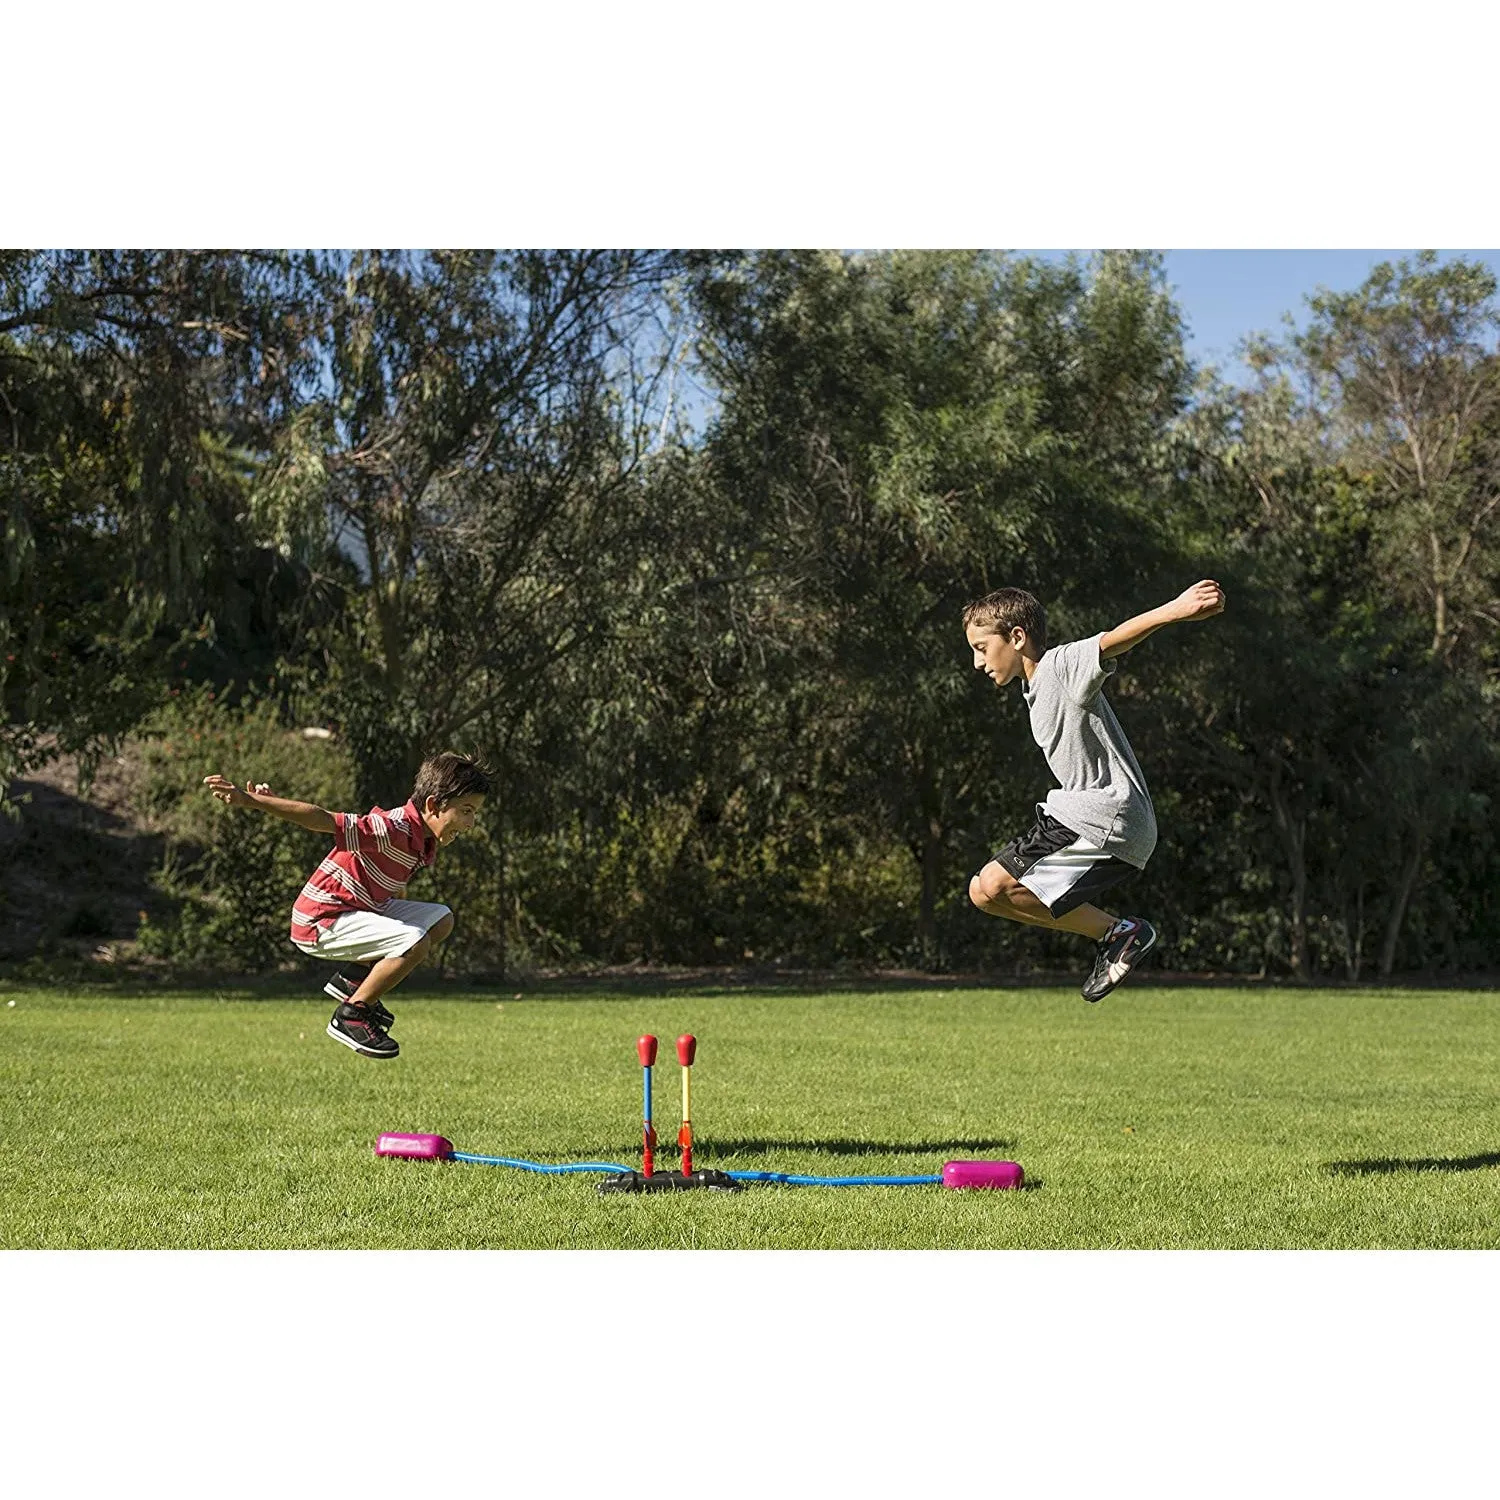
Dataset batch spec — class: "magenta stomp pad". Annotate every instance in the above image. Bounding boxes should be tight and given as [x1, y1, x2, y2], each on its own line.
[375, 1132, 454, 1159]
[942, 1159, 1024, 1190]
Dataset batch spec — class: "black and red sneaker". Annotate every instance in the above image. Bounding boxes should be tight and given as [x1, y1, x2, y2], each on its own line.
[326, 1002, 399, 1059]
[1081, 917, 1158, 1002]
[322, 968, 394, 1030]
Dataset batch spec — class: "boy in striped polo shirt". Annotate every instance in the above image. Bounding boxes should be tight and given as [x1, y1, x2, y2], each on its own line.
[203, 751, 492, 1059]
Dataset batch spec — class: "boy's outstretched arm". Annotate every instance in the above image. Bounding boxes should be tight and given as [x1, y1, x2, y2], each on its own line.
[202, 775, 337, 834]
[1099, 580, 1226, 660]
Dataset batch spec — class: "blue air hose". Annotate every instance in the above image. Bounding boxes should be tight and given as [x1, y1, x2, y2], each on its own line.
[449, 1152, 941, 1185]
[450, 1152, 634, 1174]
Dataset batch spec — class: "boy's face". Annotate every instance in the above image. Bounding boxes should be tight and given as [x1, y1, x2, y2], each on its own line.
[967, 623, 1028, 687]
[423, 793, 485, 845]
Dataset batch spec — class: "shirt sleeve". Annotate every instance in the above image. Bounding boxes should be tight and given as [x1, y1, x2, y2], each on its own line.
[1048, 634, 1117, 706]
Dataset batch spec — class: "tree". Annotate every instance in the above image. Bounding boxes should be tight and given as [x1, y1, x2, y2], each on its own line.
[692, 249, 1194, 962]
[1291, 254, 1500, 970]
[1295, 252, 1500, 666]
[0, 250, 319, 803]
[255, 250, 692, 802]
[1169, 255, 1500, 979]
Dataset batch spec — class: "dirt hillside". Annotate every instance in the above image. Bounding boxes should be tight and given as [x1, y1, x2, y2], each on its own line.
[0, 747, 162, 963]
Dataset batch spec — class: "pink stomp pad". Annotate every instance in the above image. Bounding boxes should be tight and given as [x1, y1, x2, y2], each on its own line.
[376, 1132, 454, 1159]
[942, 1159, 1024, 1190]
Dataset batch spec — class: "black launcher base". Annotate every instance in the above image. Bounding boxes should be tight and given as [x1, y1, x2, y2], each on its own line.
[597, 1168, 744, 1195]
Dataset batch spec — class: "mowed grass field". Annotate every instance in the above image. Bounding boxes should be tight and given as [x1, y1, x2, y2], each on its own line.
[3, 980, 1499, 1249]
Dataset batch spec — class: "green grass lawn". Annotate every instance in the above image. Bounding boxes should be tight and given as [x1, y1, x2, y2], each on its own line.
[3, 980, 1499, 1249]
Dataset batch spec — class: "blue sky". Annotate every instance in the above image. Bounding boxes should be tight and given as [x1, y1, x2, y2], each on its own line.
[1157, 249, 1500, 382]
[672, 250, 1500, 433]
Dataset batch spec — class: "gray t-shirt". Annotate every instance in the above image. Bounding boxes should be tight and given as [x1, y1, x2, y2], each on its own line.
[1021, 633, 1157, 868]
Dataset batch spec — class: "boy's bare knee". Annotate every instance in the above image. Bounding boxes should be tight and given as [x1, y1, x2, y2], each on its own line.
[973, 861, 1046, 923]
[974, 861, 1017, 905]
[432, 913, 455, 944]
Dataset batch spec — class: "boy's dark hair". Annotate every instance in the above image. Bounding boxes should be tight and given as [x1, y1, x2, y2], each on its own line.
[411, 751, 495, 810]
[962, 588, 1048, 652]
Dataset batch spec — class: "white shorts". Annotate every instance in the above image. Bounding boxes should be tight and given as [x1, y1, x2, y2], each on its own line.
[293, 899, 452, 963]
[991, 811, 1136, 918]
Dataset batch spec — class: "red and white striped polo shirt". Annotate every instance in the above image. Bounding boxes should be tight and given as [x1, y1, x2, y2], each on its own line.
[289, 800, 437, 946]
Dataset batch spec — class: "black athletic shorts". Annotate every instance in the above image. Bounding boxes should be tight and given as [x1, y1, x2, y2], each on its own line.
[988, 810, 1137, 918]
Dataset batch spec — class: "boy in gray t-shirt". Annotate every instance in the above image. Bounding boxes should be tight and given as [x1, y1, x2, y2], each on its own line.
[964, 580, 1226, 1000]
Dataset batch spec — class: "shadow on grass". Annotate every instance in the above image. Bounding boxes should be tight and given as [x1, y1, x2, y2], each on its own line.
[574, 1136, 1017, 1159]
[11, 964, 1500, 1000]
[1325, 1152, 1500, 1177]
[706, 1136, 1018, 1157]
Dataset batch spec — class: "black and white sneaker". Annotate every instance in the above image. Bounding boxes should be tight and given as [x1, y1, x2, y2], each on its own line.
[322, 966, 366, 1003]
[1081, 917, 1158, 1003]
[327, 1002, 400, 1059]
[322, 967, 394, 1030]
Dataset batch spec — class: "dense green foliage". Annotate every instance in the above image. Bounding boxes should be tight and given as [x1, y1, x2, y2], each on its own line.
[134, 691, 357, 968]
[4, 249, 1498, 977]
[5, 982, 1500, 1249]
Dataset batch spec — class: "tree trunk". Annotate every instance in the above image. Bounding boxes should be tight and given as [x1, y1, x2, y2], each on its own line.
[1345, 885, 1365, 983]
[375, 576, 406, 698]
[497, 821, 508, 981]
[1267, 759, 1310, 981]
[1429, 528, 1447, 657]
[1378, 828, 1426, 979]
[918, 815, 943, 968]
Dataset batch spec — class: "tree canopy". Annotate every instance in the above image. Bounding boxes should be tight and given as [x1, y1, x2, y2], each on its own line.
[4, 248, 1497, 979]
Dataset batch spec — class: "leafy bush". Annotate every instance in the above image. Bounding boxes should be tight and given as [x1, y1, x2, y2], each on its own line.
[134, 690, 356, 970]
